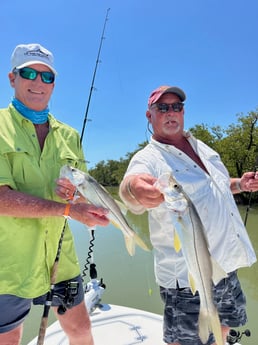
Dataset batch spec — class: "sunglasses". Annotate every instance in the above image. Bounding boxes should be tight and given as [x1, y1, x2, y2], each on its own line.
[152, 102, 184, 113]
[14, 67, 55, 84]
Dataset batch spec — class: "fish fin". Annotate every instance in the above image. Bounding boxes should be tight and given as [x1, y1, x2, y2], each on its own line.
[110, 219, 124, 230]
[134, 232, 151, 252]
[124, 235, 136, 256]
[112, 222, 136, 256]
[199, 306, 224, 345]
[211, 257, 228, 285]
[110, 219, 149, 254]
[188, 273, 197, 295]
[210, 312, 224, 345]
[173, 231, 181, 252]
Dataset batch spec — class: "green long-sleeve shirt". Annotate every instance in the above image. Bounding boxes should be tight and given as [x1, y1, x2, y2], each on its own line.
[0, 105, 86, 298]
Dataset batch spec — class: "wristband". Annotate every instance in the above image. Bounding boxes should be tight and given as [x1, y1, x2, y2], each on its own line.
[63, 203, 71, 218]
[127, 180, 136, 200]
[235, 180, 243, 192]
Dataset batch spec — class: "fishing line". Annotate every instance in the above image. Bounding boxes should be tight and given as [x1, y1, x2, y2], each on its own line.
[144, 251, 154, 297]
[82, 228, 96, 284]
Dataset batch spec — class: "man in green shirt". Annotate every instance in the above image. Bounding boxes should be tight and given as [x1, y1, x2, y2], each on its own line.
[0, 43, 109, 345]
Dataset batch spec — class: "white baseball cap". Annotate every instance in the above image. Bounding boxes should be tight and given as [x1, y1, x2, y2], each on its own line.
[11, 43, 57, 75]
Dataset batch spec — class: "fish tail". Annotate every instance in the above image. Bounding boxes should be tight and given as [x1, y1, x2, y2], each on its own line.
[198, 307, 224, 345]
[124, 232, 150, 256]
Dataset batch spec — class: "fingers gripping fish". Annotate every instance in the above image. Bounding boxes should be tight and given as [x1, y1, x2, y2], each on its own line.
[60, 165, 149, 256]
[155, 173, 227, 345]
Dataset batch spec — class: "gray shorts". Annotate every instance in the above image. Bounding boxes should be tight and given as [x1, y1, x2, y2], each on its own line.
[160, 271, 247, 345]
[0, 275, 84, 333]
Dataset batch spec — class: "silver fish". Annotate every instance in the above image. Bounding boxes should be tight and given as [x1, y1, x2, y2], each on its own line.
[60, 165, 149, 256]
[155, 173, 227, 345]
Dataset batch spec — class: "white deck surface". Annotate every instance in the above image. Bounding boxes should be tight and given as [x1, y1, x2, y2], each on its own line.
[28, 303, 164, 345]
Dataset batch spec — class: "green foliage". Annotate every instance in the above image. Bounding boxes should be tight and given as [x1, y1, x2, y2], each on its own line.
[89, 141, 148, 185]
[223, 112, 258, 176]
[189, 111, 258, 178]
[189, 123, 219, 148]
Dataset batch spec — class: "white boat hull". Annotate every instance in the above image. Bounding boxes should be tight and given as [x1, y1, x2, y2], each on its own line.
[28, 300, 163, 344]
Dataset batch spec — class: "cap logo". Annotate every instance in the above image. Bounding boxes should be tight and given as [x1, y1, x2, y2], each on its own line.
[25, 48, 50, 60]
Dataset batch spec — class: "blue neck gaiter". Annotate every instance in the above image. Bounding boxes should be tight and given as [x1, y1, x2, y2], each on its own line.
[12, 98, 49, 124]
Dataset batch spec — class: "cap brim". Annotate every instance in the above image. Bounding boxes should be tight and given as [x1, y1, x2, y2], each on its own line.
[15, 60, 57, 75]
[163, 87, 186, 102]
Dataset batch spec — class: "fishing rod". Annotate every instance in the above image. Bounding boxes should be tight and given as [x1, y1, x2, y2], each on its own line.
[244, 163, 258, 226]
[80, 7, 110, 285]
[80, 7, 110, 144]
[243, 116, 258, 226]
[37, 214, 68, 345]
[36, 9, 111, 344]
[79, 7, 110, 284]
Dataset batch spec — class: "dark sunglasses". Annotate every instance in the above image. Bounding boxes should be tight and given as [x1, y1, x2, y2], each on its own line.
[14, 67, 55, 84]
[152, 102, 184, 113]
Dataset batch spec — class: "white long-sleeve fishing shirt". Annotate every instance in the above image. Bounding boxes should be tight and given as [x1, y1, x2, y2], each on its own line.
[123, 133, 257, 289]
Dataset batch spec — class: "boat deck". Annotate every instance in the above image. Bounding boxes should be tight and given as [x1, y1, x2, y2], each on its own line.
[28, 303, 164, 345]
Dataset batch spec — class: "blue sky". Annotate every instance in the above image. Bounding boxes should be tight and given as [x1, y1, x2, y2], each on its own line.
[0, 0, 257, 168]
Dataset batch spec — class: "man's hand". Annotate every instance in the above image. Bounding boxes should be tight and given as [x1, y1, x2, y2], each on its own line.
[121, 174, 164, 209]
[55, 177, 81, 201]
[240, 171, 258, 192]
[69, 203, 109, 227]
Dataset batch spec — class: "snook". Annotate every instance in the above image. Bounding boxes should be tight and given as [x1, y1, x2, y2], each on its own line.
[155, 173, 227, 345]
[60, 165, 149, 256]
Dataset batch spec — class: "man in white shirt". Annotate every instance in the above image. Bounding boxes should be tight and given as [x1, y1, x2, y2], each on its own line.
[119, 85, 257, 345]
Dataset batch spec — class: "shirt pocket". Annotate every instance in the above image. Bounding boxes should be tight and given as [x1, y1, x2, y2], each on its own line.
[55, 151, 85, 173]
[45, 138, 85, 170]
[4, 148, 42, 192]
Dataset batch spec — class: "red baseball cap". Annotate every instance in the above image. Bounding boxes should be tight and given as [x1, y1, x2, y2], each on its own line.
[148, 85, 186, 108]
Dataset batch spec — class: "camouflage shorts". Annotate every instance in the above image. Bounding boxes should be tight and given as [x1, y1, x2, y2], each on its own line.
[159, 271, 247, 345]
